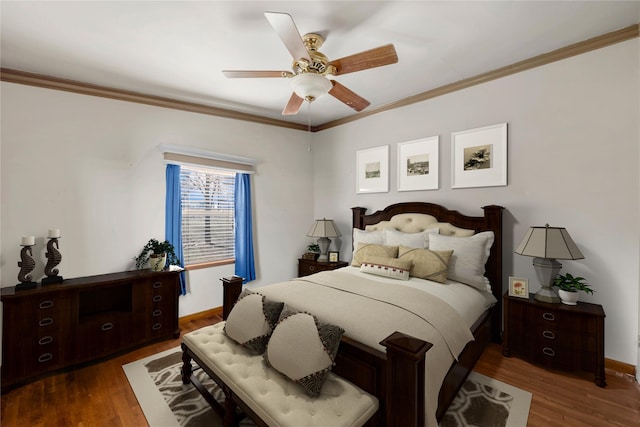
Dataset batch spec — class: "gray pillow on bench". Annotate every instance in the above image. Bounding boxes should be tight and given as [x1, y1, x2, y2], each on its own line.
[224, 289, 284, 354]
[264, 305, 344, 397]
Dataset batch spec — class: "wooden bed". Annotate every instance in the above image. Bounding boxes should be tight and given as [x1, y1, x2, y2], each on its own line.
[218, 202, 504, 426]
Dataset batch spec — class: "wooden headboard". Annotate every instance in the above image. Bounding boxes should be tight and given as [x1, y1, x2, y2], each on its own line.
[352, 202, 504, 342]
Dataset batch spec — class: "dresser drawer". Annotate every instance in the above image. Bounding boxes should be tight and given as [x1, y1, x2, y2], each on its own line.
[298, 259, 348, 277]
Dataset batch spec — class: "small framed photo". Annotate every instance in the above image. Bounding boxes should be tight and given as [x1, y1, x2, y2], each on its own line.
[328, 251, 340, 263]
[356, 145, 389, 193]
[508, 277, 529, 298]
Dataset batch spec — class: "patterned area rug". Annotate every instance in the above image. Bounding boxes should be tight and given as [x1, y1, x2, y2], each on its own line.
[123, 347, 531, 427]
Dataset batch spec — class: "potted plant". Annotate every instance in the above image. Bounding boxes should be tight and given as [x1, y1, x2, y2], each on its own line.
[552, 273, 594, 305]
[302, 243, 320, 260]
[135, 238, 180, 271]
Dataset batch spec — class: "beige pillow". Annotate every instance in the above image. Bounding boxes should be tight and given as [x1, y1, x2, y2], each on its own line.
[223, 289, 284, 354]
[264, 306, 344, 397]
[360, 255, 411, 280]
[397, 246, 453, 283]
[351, 243, 399, 267]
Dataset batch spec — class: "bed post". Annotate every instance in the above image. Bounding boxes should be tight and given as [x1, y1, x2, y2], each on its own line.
[381, 332, 432, 427]
[220, 276, 243, 320]
[482, 205, 504, 343]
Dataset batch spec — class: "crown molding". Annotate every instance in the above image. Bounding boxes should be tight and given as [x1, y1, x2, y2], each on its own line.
[2, 24, 637, 133]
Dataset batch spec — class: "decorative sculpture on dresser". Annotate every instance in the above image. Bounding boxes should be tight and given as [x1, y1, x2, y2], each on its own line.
[16, 243, 37, 291]
[42, 232, 63, 285]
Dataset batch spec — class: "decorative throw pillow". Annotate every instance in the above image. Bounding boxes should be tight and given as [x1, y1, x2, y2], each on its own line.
[397, 246, 453, 283]
[428, 231, 495, 291]
[360, 255, 411, 280]
[223, 289, 284, 355]
[264, 306, 345, 397]
[383, 227, 440, 249]
[351, 243, 399, 267]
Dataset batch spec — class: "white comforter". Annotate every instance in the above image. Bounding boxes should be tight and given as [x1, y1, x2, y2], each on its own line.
[256, 267, 496, 427]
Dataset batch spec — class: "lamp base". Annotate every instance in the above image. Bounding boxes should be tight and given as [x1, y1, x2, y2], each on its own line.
[316, 237, 331, 262]
[534, 286, 561, 303]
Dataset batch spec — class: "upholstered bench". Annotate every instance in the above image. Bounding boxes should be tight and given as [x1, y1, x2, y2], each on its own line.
[181, 322, 379, 427]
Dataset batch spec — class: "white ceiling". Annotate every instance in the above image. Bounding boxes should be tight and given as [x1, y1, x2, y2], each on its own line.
[1, 1, 639, 126]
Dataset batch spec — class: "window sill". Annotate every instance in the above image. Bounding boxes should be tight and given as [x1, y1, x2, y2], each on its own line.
[185, 259, 235, 271]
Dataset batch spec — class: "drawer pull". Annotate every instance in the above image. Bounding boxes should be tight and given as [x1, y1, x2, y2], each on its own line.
[39, 317, 54, 327]
[542, 312, 555, 321]
[101, 322, 114, 331]
[152, 282, 163, 289]
[542, 330, 555, 340]
[152, 295, 162, 303]
[152, 309, 162, 317]
[152, 323, 162, 331]
[39, 336, 54, 345]
[39, 300, 54, 309]
[38, 353, 53, 363]
[542, 347, 555, 357]
[309, 266, 315, 272]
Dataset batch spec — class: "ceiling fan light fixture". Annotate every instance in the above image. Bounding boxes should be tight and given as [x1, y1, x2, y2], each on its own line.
[291, 73, 332, 102]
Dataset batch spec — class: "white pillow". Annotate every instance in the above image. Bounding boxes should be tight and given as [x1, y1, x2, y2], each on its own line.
[383, 227, 439, 249]
[353, 228, 384, 245]
[428, 231, 495, 291]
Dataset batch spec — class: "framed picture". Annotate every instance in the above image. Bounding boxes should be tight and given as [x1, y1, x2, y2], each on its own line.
[356, 145, 389, 193]
[328, 251, 339, 263]
[508, 277, 529, 298]
[397, 136, 439, 191]
[451, 123, 507, 189]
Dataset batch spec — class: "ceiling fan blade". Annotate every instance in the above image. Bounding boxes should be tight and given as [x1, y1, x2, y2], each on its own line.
[223, 70, 293, 78]
[282, 92, 304, 115]
[264, 12, 310, 61]
[328, 80, 370, 112]
[329, 44, 398, 76]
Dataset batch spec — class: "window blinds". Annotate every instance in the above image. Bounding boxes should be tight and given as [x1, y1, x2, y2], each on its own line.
[180, 165, 235, 265]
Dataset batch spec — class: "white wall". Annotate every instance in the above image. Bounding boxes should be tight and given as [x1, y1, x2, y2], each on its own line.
[0, 84, 314, 317]
[313, 40, 639, 366]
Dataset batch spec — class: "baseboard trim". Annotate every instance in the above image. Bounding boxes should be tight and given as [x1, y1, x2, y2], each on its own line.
[178, 307, 223, 329]
[605, 358, 636, 378]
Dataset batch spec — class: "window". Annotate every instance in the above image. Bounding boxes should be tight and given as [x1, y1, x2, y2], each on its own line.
[180, 165, 235, 266]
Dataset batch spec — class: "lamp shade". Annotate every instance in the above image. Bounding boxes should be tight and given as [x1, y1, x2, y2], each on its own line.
[307, 219, 341, 238]
[515, 225, 584, 260]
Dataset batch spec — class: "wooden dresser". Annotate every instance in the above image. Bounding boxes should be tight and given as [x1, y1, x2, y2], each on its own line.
[1, 269, 180, 391]
[502, 292, 606, 387]
[298, 258, 349, 277]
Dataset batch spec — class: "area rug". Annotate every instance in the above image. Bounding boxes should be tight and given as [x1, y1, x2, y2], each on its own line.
[123, 347, 531, 427]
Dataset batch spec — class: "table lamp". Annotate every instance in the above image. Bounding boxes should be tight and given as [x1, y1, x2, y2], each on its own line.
[515, 224, 584, 303]
[307, 219, 341, 262]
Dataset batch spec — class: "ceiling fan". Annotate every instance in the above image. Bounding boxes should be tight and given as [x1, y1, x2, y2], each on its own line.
[223, 12, 398, 116]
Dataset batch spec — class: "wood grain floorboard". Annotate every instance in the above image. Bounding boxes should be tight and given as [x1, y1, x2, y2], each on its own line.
[2, 314, 638, 426]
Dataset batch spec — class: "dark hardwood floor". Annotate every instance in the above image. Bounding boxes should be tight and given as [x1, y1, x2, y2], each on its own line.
[2, 313, 639, 426]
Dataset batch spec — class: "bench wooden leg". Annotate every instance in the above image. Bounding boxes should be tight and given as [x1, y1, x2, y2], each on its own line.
[223, 385, 239, 427]
[180, 343, 192, 385]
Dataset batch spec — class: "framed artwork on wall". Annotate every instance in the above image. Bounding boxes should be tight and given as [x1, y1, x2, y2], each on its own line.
[451, 122, 507, 189]
[356, 145, 389, 193]
[397, 136, 439, 191]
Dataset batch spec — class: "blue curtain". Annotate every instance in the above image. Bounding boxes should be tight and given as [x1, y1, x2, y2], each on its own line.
[165, 164, 186, 294]
[234, 173, 256, 283]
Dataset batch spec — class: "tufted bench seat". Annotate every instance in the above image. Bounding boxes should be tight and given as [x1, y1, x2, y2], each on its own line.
[181, 322, 379, 427]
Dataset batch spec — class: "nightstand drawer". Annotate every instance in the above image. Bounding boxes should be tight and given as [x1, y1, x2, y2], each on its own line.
[298, 258, 348, 277]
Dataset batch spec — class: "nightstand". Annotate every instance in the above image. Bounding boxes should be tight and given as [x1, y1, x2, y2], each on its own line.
[502, 292, 606, 387]
[298, 258, 348, 277]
